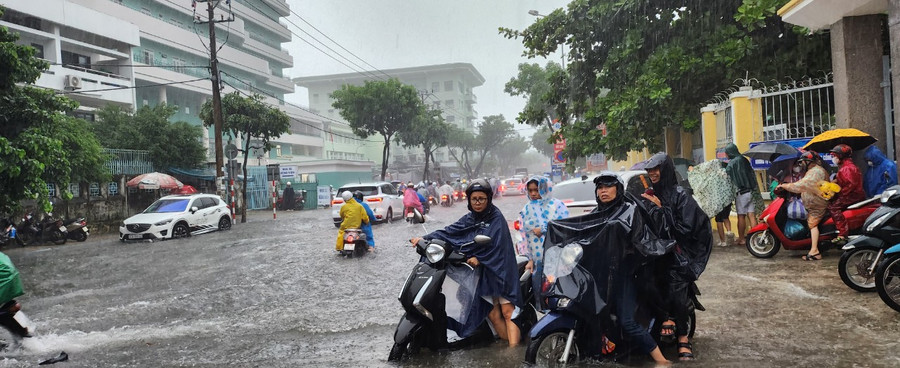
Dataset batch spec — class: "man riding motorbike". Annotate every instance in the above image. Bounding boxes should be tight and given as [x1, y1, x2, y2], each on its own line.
[336, 191, 369, 253]
[829, 144, 866, 245]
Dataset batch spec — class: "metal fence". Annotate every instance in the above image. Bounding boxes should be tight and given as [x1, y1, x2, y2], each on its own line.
[245, 166, 271, 210]
[104, 148, 153, 175]
[752, 75, 835, 141]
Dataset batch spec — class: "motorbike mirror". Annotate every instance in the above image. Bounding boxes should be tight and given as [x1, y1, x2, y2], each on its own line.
[473, 234, 491, 244]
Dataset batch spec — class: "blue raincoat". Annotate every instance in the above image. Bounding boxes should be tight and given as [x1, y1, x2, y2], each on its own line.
[516, 176, 569, 268]
[359, 202, 375, 248]
[864, 146, 898, 197]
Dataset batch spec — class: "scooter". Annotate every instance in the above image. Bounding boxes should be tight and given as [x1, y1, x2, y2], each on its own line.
[340, 228, 368, 258]
[440, 194, 453, 207]
[62, 217, 89, 242]
[276, 190, 307, 211]
[405, 206, 425, 224]
[0, 218, 24, 247]
[17, 213, 67, 246]
[745, 189, 879, 258]
[838, 186, 900, 292]
[388, 235, 536, 361]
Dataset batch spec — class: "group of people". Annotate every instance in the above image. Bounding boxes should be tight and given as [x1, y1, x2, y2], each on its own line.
[413, 152, 712, 365]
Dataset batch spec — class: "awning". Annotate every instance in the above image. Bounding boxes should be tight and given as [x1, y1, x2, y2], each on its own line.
[169, 167, 215, 181]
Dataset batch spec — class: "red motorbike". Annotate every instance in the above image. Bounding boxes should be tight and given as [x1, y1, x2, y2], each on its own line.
[746, 190, 879, 258]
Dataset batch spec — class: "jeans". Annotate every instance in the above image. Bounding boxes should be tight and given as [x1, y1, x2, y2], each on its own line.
[616, 275, 658, 354]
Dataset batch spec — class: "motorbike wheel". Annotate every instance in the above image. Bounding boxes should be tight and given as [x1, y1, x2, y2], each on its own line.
[874, 253, 900, 312]
[746, 231, 780, 258]
[70, 230, 88, 242]
[388, 342, 407, 362]
[839, 248, 879, 292]
[524, 330, 580, 366]
[50, 230, 67, 245]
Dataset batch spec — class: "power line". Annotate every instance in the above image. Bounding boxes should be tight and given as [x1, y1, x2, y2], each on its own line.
[54, 77, 209, 95]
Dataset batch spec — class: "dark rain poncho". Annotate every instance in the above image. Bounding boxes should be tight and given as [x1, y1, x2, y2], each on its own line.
[724, 143, 758, 193]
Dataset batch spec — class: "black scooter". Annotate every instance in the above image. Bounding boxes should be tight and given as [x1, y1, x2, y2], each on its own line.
[388, 235, 536, 361]
[340, 228, 368, 258]
[18, 213, 67, 246]
[839, 186, 900, 292]
[62, 217, 89, 242]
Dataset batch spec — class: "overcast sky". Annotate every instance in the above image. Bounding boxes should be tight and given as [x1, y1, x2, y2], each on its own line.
[284, 0, 570, 138]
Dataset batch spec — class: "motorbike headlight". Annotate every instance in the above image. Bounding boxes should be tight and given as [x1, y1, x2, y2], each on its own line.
[867, 213, 893, 233]
[154, 219, 173, 226]
[425, 243, 445, 263]
[882, 189, 898, 203]
[557, 297, 571, 309]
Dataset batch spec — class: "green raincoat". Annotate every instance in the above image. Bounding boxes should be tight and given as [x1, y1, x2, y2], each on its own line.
[0, 252, 24, 303]
[724, 143, 758, 193]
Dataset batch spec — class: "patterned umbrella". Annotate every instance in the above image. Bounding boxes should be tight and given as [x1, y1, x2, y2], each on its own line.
[802, 128, 877, 152]
[126, 172, 184, 190]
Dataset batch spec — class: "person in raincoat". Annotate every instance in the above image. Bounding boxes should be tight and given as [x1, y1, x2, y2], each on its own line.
[410, 179, 521, 346]
[723, 143, 759, 246]
[828, 144, 866, 244]
[639, 153, 712, 362]
[336, 191, 369, 252]
[592, 172, 673, 365]
[0, 252, 28, 337]
[282, 182, 296, 211]
[353, 191, 376, 252]
[402, 185, 424, 216]
[864, 145, 898, 198]
[516, 176, 569, 273]
[777, 151, 830, 260]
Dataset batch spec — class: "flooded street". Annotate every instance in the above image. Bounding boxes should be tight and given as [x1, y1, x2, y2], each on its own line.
[0, 195, 898, 367]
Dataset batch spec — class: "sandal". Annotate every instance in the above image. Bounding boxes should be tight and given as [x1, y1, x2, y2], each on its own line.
[660, 320, 675, 337]
[801, 253, 821, 261]
[677, 342, 695, 361]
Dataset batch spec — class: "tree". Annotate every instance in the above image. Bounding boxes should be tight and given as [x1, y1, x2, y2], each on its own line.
[504, 62, 567, 129]
[492, 135, 529, 176]
[446, 127, 477, 179]
[201, 92, 289, 223]
[331, 78, 424, 180]
[396, 107, 451, 182]
[447, 115, 515, 179]
[500, 0, 831, 161]
[0, 11, 106, 214]
[95, 104, 207, 170]
[530, 127, 555, 158]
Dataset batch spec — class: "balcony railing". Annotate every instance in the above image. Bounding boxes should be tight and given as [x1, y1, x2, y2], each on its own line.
[104, 148, 154, 175]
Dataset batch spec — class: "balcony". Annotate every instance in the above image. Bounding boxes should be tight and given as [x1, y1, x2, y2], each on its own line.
[464, 93, 477, 103]
[37, 63, 134, 107]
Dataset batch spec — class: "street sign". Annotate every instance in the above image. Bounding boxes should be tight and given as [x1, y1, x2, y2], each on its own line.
[225, 143, 238, 160]
[553, 138, 566, 164]
[280, 165, 297, 179]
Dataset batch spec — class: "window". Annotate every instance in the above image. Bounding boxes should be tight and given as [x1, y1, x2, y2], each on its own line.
[47, 183, 56, 197]
[69, 183, 80, 197]
[431, 82, 440, 92]
[62, 51, 91, 68]
[108, 182, 119, 196]
[89, 183, 101, 197]
[444, 100, 453, 107]
[140, 7, 152, 16]
[141, 50, 154, 66]
[459, 81, 464, 93]
[432, 102, 440, 109]
[30, 43, 44, 59]
[444, 81, 453, 91]
[72, 111, 95, 122]
[172, 57, 185, 73]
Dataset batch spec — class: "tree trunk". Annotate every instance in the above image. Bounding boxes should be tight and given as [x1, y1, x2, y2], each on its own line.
[241, 131, 250, 223]
[381, 135, 391, 181]
[422, 146, 432, 182]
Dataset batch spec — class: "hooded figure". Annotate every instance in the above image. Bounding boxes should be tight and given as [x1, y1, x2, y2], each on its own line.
[422, 179, 521, 343]
[864, 145, 898, 197]
[402, 185, 424, 215]
[282, 182, 296, 210]
[828, 144, 866, 241]
[516, 176, 569, 271]
[640, 153, 712, 359]
[723, 144, 758, 194]
[353, 191, 376, 250]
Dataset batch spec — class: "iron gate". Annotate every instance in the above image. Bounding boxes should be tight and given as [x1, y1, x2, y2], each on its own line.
[245, 166, 270, 210]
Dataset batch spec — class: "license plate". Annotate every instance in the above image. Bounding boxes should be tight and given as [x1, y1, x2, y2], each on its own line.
[58, 226, 66, 232]
[344, 243, 355, 251]
[83, 227, 89, 232]
[127, 234, 142, 239]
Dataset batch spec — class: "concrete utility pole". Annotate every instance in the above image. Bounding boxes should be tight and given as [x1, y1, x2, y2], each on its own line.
[194, 0, 234, 182]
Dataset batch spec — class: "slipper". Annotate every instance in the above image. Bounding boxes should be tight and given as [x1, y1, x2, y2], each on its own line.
[660, 320, 675, 337]
[677, 342, 695, 361]
[801, 253, 821, 261]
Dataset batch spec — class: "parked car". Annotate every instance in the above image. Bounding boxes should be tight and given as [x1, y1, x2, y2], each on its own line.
[500, 178, 526, 196]
[550, 170, 652, 217]
[120, 194, 231, 242]
[331, 182, 404, 227]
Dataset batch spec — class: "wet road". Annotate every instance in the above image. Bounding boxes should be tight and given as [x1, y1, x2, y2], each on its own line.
[0, 194, 899, 367]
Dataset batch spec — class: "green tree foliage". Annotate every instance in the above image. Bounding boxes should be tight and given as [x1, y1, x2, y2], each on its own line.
[530, 126, 556, 158]
[504, 62, 567, 129]
[0, 12, 106, 213]
[446, 127, 477, 179]
[492, 134, 530, 176]
[201, 92, 289, 222]
[331, 78, 424, 180]
[96, 104, 207, 171]
[448, 115, 515, 179]
[396, 107, 451, 182]
[500, 0, 831, 161]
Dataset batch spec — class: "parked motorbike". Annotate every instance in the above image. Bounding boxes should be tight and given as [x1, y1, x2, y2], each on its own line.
[0, 218, 24, 247]
[388, 235, 536, 361]
[276, 190, 307, 211]
[838, 186, 900, 292]
[62, 217, 89, 242]
[745, 189, 879, 258]
[340, 228, 368, 258]
[17, 213, 67, 246]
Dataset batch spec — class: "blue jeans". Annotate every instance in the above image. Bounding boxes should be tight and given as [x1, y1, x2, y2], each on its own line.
[616, 275, 658, 354]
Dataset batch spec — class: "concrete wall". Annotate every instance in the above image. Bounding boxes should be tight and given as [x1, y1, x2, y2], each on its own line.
[831, 15, 887, 143]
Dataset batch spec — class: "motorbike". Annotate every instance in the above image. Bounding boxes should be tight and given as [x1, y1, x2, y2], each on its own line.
[745, 189, 879, 258]
[405, 206, 425, 224]
[838, 186, 900, 292]
[17, 213, 67, 246]
[62, 217, 89, 242]
[388, 235, 536, 361]
[861, 187, 900, 312]
[340, 228, 368, 258]
[440, 194, 453, 207]
[0, 218, 24, 247]
[428, 195, 438, 207]
[276, 190, 307, 211]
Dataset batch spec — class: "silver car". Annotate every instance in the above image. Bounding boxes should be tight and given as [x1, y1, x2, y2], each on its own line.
[551, 171, 653, 217]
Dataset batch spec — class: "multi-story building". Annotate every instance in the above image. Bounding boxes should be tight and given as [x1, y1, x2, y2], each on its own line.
[3, 0, 326, 169]
[294, 63, 485, 167]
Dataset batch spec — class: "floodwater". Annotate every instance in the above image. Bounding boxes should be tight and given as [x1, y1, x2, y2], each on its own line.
[0, 193, 898, 367]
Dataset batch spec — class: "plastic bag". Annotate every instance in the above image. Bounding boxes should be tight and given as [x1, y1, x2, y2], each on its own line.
[786, 197, 808, 220]
[784, 219, 810, 240]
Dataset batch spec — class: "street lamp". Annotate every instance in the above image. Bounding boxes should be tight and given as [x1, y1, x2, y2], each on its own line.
[528, 10, 565, 65]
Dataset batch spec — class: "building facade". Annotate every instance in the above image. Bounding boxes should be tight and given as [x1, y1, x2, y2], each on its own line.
[293, 63, 486, 167]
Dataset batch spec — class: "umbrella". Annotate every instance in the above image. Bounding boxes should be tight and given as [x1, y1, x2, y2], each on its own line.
[767, 152, 802, 180]
[802, 128, 877, 152]
[744, 143, 799, 162]
[171, 185, 197, 195]
[126, 172, 184, 190]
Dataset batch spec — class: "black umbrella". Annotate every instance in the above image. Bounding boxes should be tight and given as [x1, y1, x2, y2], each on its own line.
[767, 152, 802, 180]
[744, 143, 800, 162]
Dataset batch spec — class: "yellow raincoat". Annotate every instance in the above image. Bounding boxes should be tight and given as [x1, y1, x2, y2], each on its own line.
[336, 199, 369, 251]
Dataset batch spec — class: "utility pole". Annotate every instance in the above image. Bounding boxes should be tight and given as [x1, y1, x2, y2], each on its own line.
[194, 0, 234, 184]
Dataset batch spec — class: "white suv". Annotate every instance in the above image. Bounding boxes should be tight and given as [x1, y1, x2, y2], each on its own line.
[551, 171, 652, 217]
[331, 182, 403, 227]
[120, 194, 231, 241]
